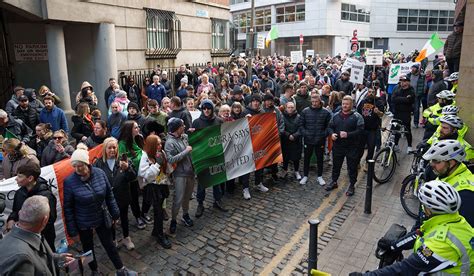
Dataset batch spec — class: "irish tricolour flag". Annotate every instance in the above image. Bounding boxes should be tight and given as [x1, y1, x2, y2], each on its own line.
[189, 113, 283, 187]
[415, 33, 444, 62]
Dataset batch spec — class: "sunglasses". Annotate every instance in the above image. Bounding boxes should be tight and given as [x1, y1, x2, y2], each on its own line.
[53, 136, 64, 140]
[20, 99, 28, 102]
[202, 107, 212, 110]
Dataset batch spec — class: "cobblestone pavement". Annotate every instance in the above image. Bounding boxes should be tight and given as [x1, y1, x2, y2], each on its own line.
[70, 119, 421, 276]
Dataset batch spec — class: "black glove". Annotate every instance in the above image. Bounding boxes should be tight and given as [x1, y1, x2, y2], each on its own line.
[377, 237, 393, 251]
[349, 273, 363, 276]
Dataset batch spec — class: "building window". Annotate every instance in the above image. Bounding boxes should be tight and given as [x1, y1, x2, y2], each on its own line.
[359, 40, 373, 49]
[211, 19, 236, 57]
[145, 8, 181, 59]
[233, 8, 271, 33]
[276, 1, 305, 23]
[397, 9, 454, 32]
[230, 0, 249, 4]
[341, 3, 370, 23]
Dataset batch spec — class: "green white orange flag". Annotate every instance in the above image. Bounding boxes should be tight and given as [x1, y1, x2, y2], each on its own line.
[265, 26, 279, 48]
[415, 33, 444, 62]
[189, 113, 283, 187]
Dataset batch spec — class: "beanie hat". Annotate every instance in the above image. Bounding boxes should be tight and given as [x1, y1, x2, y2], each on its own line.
[263, 94, 274, 102]
[116, 90, 127, 98]
[127, 102, 139, 112]
[200, 99, 214, 109]
[233, 85, 243, 94]
[167, 117, 184, 133]
[181, 77, 188, 84]
[71, 143, 90, 165]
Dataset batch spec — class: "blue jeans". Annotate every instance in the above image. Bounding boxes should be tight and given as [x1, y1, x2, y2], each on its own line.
[197, 183, 222, 204]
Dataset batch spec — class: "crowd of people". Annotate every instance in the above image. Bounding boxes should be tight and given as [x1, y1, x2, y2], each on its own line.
[0, 37, 473, 274]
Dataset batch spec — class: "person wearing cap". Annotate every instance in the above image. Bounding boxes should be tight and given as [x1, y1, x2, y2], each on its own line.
[160, 71, 172, 96]
[176, 77, 189, 101]
[5, 86, 25, 115]
[350, 180, 474, 276]
[406, 64, 426, 128]
[392, 75, 415, 153]
[63, 144, 137, 275]
[12, 94, 39, 130]
[192, 99, 228, 216]
[227, 85, 245, 106]
[126, 102, 147, 130]
[444, 21, 463, 74]
[164, 117, 195, 234]
[333, 71, 354, 95]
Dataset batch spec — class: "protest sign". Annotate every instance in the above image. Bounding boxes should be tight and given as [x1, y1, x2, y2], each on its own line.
[189, 113, 283, 188]
[350, 59, 366, 84]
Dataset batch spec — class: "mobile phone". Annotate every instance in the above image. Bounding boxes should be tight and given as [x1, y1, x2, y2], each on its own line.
[121, 154, 128, 161]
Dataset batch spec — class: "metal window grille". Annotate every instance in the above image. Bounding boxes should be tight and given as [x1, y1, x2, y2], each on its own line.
[145, 8, 181, 59]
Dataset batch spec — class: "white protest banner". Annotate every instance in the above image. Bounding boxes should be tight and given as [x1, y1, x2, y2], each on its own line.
[341, 58, 356, 72]
[256, 35, 265, 50]
[366, 49, 383, 65]
[306, 49, 315, 57]
[388, 62, 420, 84]
[290, 51, 303, 64]
[350, 59, 366, 84]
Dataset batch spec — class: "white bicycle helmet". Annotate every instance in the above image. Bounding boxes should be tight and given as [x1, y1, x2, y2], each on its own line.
[422, 139, 466, 163]
[418, 180, 461, 214]
[436, 90, 456, 100]
[447, 72, 459, 82]
[441, 105, 460, 115]
[439, 115, 463, 129]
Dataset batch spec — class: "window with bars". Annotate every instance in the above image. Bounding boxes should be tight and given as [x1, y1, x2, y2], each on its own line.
[145, 8, 181, 59]
[341, 3, 370, 23]
[276, 1, 305, 23]
[397, 9, 454, 32]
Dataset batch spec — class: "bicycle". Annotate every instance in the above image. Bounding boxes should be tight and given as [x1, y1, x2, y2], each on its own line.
[373, 119, 408, 184]
[400, 147, 426, 219]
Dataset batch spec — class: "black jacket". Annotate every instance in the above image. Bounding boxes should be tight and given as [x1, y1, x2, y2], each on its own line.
[169, 107, 193, 131]
[41, 140, 75, 166]
[427, 70, 447, 106]
[333, 79, 354, 95]
[174, 71, 193, 90]
[127, 113, 148, 130]
[298, 106, 331, 145]
[192, 112, 223, 130]
[93, 158, 137, 206]
[0, 115, 33, 144]
[7, 177, 57, 230]
[71, 115, 94, 143]
[328, 110, 365, 148]
[84, 133, 109, 149]
[243, 105, 263, 116]
[392, 86, 415, 114]
[12, 106, 39, 130]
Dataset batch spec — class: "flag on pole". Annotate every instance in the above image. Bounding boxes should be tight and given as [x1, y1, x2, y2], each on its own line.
[189, 113, 283, 187]
[265, 26, 279, 48]
[415, 33, 444, 62]
[5, 129, 18, 140]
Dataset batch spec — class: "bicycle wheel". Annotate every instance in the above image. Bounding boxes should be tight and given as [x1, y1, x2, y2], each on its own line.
[400, 174, 420, 219]
[373, 147, 397, 184]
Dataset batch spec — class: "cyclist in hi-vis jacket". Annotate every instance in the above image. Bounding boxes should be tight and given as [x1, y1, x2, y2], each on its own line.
[350, 180, 474, 275]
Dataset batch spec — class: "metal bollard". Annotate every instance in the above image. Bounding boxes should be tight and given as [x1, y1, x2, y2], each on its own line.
[365, 160, 375, 214]
[308, 219, 321, 275]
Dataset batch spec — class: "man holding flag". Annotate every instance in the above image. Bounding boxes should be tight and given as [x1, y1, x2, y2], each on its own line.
[0, 108, 33, 144]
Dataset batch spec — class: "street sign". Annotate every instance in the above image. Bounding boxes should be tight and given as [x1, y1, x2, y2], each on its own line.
[290, 51, 303, 64]
[256, 35, 265, 49]
[299, 34, 304, 44]
[366, 49, 383, 65]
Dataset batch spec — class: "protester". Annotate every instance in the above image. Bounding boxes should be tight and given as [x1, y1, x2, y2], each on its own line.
[5, 86, 24, 114]
[0, 196, 74, 275]
[444, 21, 463, 74]
[38, 85, 61, 106]
[146, 75, 166, 104]
[29, 123, 53, 157]
[104, 78, 118, 109]
[84, 120, 110, 149]
[298, 93, 331, 185]
[327, 96, 364, 196]
[41, 130, 74, 166]
[294, 81, 311, 114]
[0, 108, 33, 143]
[118, 121, 147, 230]
[169, 96, 193, 132]
[71, 102, 95, 144]
[392, 75, 415, 153]
[6, 163, 57, 250]
[94, 137, 136, 250]
[138, 135, 172, 249]
[164, 118, 195, 234]
[406, 64, 425, 128]
[2, 138, 39, 179]
[63, 144, 137, 275]
[281, 102, 302, 180]
[12, 95, 39, 130]
[39, 96, 69, 132]
[108, 102, 127, 139]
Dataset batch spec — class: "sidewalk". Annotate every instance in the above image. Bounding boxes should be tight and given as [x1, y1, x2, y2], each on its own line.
[313, 127, 423, 275]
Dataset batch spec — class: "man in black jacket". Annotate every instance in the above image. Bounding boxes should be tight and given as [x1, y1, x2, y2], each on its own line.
[5, 163, 57, 251]
[392, 75, 415, 153]
[174, 65, 193, 91]
[0, 109, 33, 144]
[298, 93, 331, 185]
[333, 71, 354, 95]
[326, 96, 364, 196]
[193, 100, 228, 217]
[12, 95, 39, 130]
[169, 96, 193, 132]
